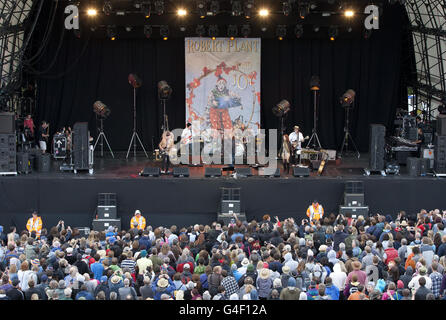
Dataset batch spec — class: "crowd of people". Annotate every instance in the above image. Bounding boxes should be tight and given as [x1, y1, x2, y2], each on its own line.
[1, 208, 446, 301]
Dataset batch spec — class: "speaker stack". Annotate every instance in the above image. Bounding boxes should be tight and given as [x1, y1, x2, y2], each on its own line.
[72, 122, 91, 172]
[217, 187, 246, 225]
[92, 193, 121, 231]
[0, 130, 17, 175]
[339, 181, 369, 217]
[434, 117, 446, 175]
[369, 124, 386, 171]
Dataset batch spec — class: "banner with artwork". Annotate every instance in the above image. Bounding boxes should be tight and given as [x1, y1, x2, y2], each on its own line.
[185, 38, 261, 139]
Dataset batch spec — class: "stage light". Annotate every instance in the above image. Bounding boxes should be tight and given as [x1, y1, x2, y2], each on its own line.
[241, 24, 251, 37]
[310, 76, 320, 91]
[210, 0, 219, 15]
[298, 3, 310, 19]
[272, 100, 291, 117]
[103, 1, 112, 15]
[328, 25, 338, 41]
[87, 8, 98, 16]
[208, 25, 219, 39]
[197, 0, 206, 18]
[227, 25, 238, 39]
[144, 25, 153, 38]
[244, 0, 254, 18]
[107, 25, 117, 40]
[282, 1, 291, 16]
[177, 8, 187, 16]
[294, 24, 303, 38]
[345, 10, 354, 17]
[340, 89, 355, 107]
[259, 8, 269, 17]
[196, 24, 206, 37]
[231, 0, 242, 16]
[141, 1, 151, 18]
[158, 81, 172, 100]
[93, 101, 111, 119]
[276, 25, 286, 40]
[160, 25, 169, 40]
[154, 0, 164, 15]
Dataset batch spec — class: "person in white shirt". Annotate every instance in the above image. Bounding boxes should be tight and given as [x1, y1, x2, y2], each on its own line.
[289, 126, 305, 164]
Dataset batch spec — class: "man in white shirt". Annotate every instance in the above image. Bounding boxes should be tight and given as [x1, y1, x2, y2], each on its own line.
[289, 126, 304, 164]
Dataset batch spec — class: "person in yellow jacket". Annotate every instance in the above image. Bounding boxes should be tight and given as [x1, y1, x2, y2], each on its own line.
[26, 211, 43, 238]
[130, 210, 146, 230]
[306, 200, 324, 224]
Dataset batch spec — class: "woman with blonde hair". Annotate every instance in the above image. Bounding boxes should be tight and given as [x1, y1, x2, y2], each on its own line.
[159, 130, 175, 174]
[281, 134, 292, 174]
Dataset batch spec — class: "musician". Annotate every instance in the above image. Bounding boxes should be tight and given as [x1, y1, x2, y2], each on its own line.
[23, 114, 35, 140]
[159, 130, 174, 174]
[181, 123, 192, 146]
[38, 120, 49, 153]
[306, 200, 324, 225]
[130, 210, 146, 230]
[289, 126, 305, 164]
[415, 127, 425, 157]
[26, 211, 43, 239]
[281, 134, 292, 174]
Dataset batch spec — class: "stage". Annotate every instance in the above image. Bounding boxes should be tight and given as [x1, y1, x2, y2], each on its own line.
[0, 152, 444, 231]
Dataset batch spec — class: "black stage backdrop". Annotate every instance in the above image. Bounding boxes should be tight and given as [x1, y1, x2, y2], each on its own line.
[29, 4, 413, 152]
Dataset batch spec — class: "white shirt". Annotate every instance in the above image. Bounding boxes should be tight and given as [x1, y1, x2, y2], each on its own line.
[289, 131, 304, 149]
[181, 128, 192, 145]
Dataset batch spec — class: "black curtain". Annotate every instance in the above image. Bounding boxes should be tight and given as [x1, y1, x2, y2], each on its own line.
[30, 5, 412, 151]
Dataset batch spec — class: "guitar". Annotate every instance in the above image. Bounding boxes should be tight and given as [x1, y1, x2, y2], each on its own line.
[317, 151, 329, 176]
[291, 136, 310, 151]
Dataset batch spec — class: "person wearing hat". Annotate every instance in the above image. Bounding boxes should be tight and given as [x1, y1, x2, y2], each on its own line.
[26, 211, 43, 239]
[136, 249, 153, 275]
[289, 125, 306, 165]
[306, 200, 324, 225]
[94, 276, 111, 300]
[152, 274, 175, 300]
[256, 268, 272, 300]
[130, 210, 146, 230]
[408, 266, 432, 291]
[238, 257, 250, 275]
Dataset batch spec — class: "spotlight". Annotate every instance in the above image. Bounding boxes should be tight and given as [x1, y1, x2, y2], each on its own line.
[328, 25, 338, 41]
[340, 89, 355, 107]
[208, 25, 219, 40]
[227, 25, 238, 39]
[141, 1, 151, 18]
[154, 0, 164, 15]
[87, 8, 98, 16]
[294, 24, 303, 38]
[241, 24, 251, 37]
[144, 25, 153, 38]
[160, 25, 169, 40]
[298, 2, 310, 19]
[276, 25, 287, 40]
[107, 25, 117, 40]
[196, 24, 206, 37]
[282, 1, 291, 16]
[197, 0, 206, 18]
[363, 28, 372, 39]
[231, 0, 242, 16]
[272, 100, 291, 117]
[259, 8, 269, 17]
[244, 0, 254, 18]
[93, 101, 111, 119]
[345, 10, 354, 17]
[158, 81, 172, 100]
[103, 1, 112, 15]
[177, 8, 187, 16]
[210, 0, 220, 15]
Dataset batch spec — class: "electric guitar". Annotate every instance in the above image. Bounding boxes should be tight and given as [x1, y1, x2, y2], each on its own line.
[291, 136, 309, 150]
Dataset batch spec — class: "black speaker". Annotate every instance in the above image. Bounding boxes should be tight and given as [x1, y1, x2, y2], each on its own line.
[407, 157, 420, 176]
[173, 167, 190, 177]
[205, 167, 222, 177]
[140, 167, 160, 177]
[259, 167, 280, 177]
[345, 181, 364, 194]
[73, 122, 90, 170]
[92, 219, 121, 232]
[437, 115, 446, 136]
[98, 193, 117, 206]
[435, 160, 446, 173]
[369, 124, 386, 171]
[435, 134, 446, 162]
[36, 153, 51, 172]
[0, 113, 15, 133]
[97, 193, 117, 219]
[419, 158, 429, 176]
[0, 134, 15, 149]
[235, 167, 252, 177]
[16, 152, 31, 174]
[293, 166, 310, 177]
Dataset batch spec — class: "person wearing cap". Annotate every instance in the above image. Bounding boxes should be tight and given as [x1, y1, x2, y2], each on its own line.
[408, 266, 432, 291]
[130, 210, 146, 230]
[306, 200, 324, 225]
[94, 276, 111, 300]
[136, 249, 152, 275]
[26, 211, 43, 239]
[289, 125, 305, 164]
[6, 279, 24, 300]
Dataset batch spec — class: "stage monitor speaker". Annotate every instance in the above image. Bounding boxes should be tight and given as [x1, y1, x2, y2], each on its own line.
[97, 193, 117, 219]
[345, 181, 364, 194]
[16, 152, 31, 174]
[339, 206, 369, 218]
[92, 218, 121, 232]
[220, 187, 241, 214]
[217, 213, 247, 225]
[437, 115, 446, 136]
[369, 124, 386, 171]
[173, 167, 190, 177]
[73, 122, 90, 170]
[0, 113, 15, 133]
[293, 166, 310, 177]
[36, 153, 51, 172]
[235, 167, 252, 177]
[419, 158, 429, 176]
[259, 167, 280, 177]
[344, 193, 365, 207]
[141, 167, 160, 177]
[205, 167, 222, 177]
[407, 157, 421, 176]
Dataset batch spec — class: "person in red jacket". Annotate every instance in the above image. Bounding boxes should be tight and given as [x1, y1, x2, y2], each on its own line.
[384, 241, 399, 266]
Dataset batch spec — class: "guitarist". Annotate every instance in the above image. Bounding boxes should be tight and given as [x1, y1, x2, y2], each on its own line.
[289, 126, 306, 165]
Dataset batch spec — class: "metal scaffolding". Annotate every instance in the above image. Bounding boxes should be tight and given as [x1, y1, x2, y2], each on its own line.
[405, 0, 446, 120]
